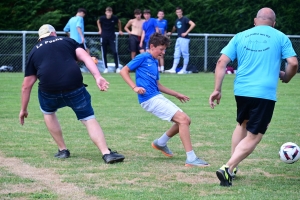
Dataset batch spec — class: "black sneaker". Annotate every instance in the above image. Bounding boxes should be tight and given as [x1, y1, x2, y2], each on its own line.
[54, 149, 70, 158]
[216, 165, 232, 187]
[102, 149, 125, 164]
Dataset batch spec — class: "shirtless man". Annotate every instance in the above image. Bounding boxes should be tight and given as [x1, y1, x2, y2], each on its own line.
[124, 9, 145, 59]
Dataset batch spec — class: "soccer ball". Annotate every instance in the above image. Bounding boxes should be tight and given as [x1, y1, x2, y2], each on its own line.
[279, 142, 300, 164]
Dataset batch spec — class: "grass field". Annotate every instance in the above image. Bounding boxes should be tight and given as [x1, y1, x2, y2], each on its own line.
[0, 73, 300, 200]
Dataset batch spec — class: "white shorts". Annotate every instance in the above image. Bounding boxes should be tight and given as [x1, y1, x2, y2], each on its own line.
[140, 94, 182, 122]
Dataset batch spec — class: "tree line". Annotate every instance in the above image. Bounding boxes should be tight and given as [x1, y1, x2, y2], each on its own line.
[1, 0, 300, 35]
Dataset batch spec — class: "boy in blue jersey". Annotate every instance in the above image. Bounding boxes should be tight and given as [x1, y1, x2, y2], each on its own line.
[120, 32, 209, 167]
[139, 9, 159, 52]
[156, 10, 168, 72]
[209, 7, 298, 187]
[64, 8, 88, 51]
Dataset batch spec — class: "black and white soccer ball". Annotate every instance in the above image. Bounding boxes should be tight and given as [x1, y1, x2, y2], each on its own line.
[279, 142, 300, 164]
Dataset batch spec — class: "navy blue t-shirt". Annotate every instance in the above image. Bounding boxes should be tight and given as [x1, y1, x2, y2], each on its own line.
[175, 16, 190, 38]
[25, 36, 83, 92]
[99, 15, 119, 39]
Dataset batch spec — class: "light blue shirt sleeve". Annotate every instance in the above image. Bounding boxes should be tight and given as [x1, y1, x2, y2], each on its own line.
[221, 35, 238, 61]
[63, 21, 70, 32]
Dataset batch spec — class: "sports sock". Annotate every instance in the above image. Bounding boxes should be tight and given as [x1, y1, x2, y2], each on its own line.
[161, 66, 164, 71]
[170, 60, 179, 71]
[157, 132, 171, 146]
[186, 150, 197, 162]
[182, 64, 187, 71]
[227, 168, 233, 176]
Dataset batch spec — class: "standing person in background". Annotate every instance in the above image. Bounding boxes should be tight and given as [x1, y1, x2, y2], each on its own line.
[165, 7, 195, 74]
[97, 7, 123, 73]
[139, 9, 159, 52]
[209, 7, 298, 187]
[19, 24, 125, 164]
[124, 9, 145, 59]
[64, 8, 89, 53]
[156, 10, 168, 73]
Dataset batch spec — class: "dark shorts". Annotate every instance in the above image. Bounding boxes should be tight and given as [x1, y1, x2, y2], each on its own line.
[129, 35, 142, 52]
[38, 86, 95, 120]
[235, 96, 276, 134]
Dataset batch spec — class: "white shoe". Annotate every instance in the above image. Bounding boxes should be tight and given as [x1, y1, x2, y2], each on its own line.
[177, 69, 187, 74]
[164, 69, 176, 74]
[116, 68, 121, 73]
[103, 68, 108, 73]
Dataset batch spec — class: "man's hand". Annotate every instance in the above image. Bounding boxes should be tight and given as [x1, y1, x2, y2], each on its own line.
[96, 76, 109, 91]
[209, 90, 221, 109]
[19, 110, 28, 125]
[181, 32, 188, 37]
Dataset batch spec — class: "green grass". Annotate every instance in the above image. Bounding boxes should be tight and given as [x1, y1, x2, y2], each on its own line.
[0, 73, 300, 199]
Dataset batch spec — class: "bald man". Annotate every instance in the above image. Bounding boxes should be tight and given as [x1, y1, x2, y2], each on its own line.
[209, 7, 298, 187]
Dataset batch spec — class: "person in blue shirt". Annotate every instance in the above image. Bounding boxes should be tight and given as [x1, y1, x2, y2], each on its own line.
[156, 10, 168, 72]
[120, 32, 209, 167]
[63, 8, 88, 51]
[209, 7, 298, 187]
[139, 9, 159, 52]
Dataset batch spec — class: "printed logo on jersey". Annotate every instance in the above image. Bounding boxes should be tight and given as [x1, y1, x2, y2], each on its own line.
[176, 21, 182, 29]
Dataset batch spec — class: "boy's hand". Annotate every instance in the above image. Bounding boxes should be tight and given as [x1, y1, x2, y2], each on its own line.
[176, 93, 190, 103]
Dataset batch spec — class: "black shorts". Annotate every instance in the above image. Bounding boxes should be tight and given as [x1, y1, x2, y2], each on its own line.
[129, 35, 142, 52]
[235, 96, 276, 134]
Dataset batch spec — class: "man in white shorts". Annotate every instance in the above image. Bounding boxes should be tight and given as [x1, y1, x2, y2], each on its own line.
[120, 32, 209, 167]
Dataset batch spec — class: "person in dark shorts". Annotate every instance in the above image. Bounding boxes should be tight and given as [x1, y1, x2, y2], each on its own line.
[19, 24, 125, 164]
[97, 7, 123, 73]
[124, 9, 145, 59]
[209, 7, 298, 186]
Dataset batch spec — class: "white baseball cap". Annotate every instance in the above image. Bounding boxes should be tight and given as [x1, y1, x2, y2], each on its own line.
[38, 24, 56, 39]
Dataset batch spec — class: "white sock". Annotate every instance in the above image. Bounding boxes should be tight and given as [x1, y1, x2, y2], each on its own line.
[170, 60, 179, 71]
[161, 66, 164, 71]
[157, 132, 171, 146]
[186, 150, 197, 162]
[182, 64, 187, 71]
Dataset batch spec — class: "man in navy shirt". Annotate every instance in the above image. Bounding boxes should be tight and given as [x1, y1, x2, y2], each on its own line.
[139, 9, 159, 52]
[165, 7, 196, 74]
[19, 24, 125, 164]
[97, 7, 123, 73]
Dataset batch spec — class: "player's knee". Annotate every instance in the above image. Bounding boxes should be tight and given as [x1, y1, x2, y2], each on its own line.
[177, 112, 191, 125]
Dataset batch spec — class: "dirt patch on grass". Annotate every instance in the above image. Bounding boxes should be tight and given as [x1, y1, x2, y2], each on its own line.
[0, 152, 99, 200]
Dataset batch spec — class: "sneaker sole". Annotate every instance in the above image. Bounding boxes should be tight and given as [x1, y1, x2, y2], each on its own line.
[151, 143, 173, 157]
[185, 163, 210, 167]
[216, 170, 231, 187]
[106, 157, 125, 164]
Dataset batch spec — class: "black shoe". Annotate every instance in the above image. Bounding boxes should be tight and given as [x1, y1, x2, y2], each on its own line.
[102, 149, 125, 164]
[54, 149, 70, 158]
[216, 165, 232, 187]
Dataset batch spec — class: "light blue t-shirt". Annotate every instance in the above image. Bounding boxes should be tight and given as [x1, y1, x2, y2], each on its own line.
[63, 16, 85, 44]
[143, 18, 158, 43]
[221, 25, 296, 101]
[157, 19, 168, 35]
[126, 52, 160, 103]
